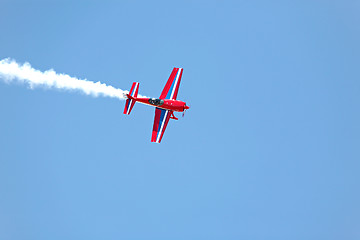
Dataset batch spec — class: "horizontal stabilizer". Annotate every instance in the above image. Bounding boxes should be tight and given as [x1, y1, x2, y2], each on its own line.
[123, 82, 139, 115]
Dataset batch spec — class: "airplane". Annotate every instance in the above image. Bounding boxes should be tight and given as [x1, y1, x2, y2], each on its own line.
[123, 67, 189, 143]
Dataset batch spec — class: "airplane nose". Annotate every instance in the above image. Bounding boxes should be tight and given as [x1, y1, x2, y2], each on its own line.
[184, 105, 189, 109]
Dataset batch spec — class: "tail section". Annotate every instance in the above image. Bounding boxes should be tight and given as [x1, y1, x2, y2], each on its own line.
[123, 82, 139, 115]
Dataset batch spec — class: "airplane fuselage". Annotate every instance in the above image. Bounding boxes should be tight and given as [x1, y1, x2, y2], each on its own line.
[133, 97, 188, 112]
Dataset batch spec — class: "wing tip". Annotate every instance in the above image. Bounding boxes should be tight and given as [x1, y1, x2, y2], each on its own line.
[151, 139, 161, 144]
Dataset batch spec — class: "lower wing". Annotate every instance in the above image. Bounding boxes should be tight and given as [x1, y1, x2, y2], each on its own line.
[151, 108, 171, 143]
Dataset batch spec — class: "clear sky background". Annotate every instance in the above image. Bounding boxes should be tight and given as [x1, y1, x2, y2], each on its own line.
[0, 1, 359, 239]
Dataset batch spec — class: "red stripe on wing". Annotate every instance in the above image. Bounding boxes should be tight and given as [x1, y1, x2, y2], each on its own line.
[160, 68, 179, 99]
[151, 108, 171, 143]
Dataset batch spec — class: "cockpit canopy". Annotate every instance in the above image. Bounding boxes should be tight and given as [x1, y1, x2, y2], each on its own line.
[148, 98, 164, 106]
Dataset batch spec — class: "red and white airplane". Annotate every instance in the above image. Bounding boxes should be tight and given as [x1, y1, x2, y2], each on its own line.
[123, 67, 189, 143]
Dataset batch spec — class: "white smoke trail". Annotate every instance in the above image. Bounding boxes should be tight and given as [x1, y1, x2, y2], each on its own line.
[0, 58, 144, 100]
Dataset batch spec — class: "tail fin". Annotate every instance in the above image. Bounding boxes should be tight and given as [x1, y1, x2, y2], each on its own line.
[123, 82, 139, 115]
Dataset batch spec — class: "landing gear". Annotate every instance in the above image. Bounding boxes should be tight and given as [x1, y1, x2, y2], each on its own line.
[170, 111, 178, 120]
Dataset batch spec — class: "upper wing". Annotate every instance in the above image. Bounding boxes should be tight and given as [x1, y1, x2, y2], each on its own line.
[159, 68, 183, 100]
[151, 107, 171, 143]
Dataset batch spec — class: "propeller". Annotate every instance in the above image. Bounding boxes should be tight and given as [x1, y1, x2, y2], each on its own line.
[183, 104, 189, 117]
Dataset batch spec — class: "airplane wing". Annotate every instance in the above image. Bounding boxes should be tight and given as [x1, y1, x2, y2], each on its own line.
[151, 107, 172, 143]
[159, 68, 183, 100]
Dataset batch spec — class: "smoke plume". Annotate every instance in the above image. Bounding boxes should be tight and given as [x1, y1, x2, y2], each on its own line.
[0, 58, 142, 100]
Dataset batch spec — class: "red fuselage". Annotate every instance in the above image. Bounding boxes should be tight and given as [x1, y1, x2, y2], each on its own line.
[133, 97, 189, 112]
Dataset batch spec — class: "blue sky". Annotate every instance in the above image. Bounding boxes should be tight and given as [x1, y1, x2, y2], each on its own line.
[0, 1, 359, 239]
